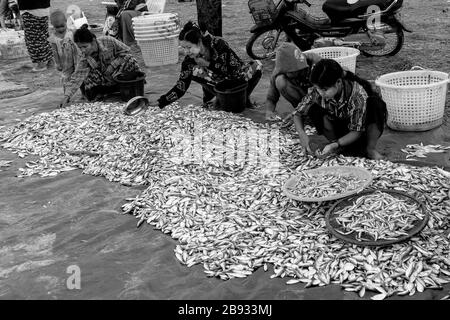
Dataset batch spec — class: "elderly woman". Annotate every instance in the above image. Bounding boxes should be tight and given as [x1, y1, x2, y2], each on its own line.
[149, 21, 262, 110]
[59, 25, 143, 108]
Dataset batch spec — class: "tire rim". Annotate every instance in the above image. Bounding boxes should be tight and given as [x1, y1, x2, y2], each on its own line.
[251, 30, 288, 60]
[362, 22, 401, 56]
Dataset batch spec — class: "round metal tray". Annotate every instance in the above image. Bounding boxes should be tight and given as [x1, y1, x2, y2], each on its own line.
[282, 165, 373, 202]
[325, 189, 429, 247]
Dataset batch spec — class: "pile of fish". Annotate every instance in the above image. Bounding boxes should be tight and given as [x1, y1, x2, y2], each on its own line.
[401, 143, 450, 160]
[1, 102, 450, 300]
[288, 172, 365, 199]
[334, 191, 426, 242]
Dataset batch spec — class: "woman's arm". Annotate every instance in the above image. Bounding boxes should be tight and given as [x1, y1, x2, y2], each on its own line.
[337, 131, 363, 147]
[63, 59, 91, 101]
[104, 37, 133, 76]
[157, 57, 195, 108]
[61, 40, 80, 88]
[293, 113, 312, 154]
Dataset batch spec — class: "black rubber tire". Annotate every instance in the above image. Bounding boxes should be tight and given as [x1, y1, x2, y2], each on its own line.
[361, 20, 404, 57]
[246, 26, 285, 60]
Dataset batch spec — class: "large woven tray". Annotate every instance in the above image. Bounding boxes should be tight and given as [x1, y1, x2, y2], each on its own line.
[282, 165, 373, 202]
[325, 189, 429, 247]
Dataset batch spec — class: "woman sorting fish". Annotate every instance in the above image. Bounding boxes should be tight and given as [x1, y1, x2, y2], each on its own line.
[59, 25, 143, 107]
[291, 59, 387, 160]
[147, 21, 263, 110]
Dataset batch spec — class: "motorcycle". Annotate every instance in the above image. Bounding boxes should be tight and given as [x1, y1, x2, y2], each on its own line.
[246, 0, 411, 60]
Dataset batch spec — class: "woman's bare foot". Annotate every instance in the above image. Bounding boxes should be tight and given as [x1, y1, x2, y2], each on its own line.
[367, 149, 385, 160]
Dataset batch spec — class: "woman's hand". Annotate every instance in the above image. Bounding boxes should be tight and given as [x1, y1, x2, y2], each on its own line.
[316, 142, 339, 157]
[298, 133, 312, 154]
[59, 96, 70, 108]
[194, 56, 210, 68]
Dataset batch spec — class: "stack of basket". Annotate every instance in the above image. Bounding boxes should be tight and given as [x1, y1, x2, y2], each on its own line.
[132, 13, 180, 67]
[0, 29, 28, 60]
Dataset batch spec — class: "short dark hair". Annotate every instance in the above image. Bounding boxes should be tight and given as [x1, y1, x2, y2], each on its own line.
[178, 20, 202, 44]
[310, 59, 344, 89]
[73, 24, 95, 43]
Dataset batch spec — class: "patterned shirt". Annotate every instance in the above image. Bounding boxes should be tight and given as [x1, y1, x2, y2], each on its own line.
[297, 79, 368, 132]
[158, 35, 262, 108]
[64, 36, 132, 99]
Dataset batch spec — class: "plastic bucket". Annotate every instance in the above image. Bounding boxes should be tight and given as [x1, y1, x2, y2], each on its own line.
[113, 71, 146, 102]
[214, 79, 248, 113]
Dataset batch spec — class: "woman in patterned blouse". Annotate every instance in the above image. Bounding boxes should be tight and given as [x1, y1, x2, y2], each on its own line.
[151, 21, 263, 110]
[293, 59, 387, 160]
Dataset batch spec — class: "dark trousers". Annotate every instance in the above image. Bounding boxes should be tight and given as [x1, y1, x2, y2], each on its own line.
[307, 95, 387, 156]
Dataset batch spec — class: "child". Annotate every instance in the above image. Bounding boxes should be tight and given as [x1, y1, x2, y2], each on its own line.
[48, 10, 80, 94]
[293, 59, 387, 160]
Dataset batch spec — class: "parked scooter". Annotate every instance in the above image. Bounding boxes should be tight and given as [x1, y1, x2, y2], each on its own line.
[246, 0, 411, 60]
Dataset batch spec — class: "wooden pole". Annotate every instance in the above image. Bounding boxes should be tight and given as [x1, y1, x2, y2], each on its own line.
[196, 0, 222, 36]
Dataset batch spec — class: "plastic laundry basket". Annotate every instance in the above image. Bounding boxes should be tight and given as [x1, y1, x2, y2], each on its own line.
[375, 66, 450, 131]
[137, 34, 179, 67]
[303, 47, 360, 73]
[133, 13, 179, 67]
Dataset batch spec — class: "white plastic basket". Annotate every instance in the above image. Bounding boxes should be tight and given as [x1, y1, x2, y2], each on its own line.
[375, 67, 450, 131]
[303, 47, 360, 73]
[132, 13, 179, 26]
[137, 34, 179, 67]
[135, 30, 178, 37]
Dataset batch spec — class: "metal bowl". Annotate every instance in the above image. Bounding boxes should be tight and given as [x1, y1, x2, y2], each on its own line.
[123, 96, 149, 116]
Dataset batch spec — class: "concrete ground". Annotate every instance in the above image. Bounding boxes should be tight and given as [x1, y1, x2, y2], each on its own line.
[0, 49, 449, 300]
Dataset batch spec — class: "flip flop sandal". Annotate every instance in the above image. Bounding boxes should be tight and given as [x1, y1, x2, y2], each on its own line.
[265, 114, 282, 122]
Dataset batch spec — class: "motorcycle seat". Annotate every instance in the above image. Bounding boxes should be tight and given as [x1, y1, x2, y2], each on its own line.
[322, 0, 402, 21]
[287, 9, 331, 29]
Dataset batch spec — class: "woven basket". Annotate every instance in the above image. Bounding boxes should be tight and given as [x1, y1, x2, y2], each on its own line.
[248, 0, 278, 26]
[303, 47, 360, 73]
[137, 34, 179, 67]
[282, 165, 373, 203]
[375, 67, 449, 131]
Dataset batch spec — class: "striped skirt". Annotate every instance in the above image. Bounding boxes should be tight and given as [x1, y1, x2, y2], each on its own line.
[22, 12, 53, 64]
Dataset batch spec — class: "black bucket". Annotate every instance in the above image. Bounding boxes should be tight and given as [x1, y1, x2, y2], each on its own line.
[214, 79, 248, 113]
[114, 71, 146, 102]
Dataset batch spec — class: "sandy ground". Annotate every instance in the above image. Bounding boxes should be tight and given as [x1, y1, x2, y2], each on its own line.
[0, 0, 449, 300]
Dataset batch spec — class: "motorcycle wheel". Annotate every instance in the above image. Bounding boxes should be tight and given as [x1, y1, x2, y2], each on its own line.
[360, 19, 404, 57]
[246, 27, 289, 60]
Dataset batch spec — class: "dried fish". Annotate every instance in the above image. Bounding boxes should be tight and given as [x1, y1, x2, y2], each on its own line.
[334, 191, 425, 242]
[0, 102, 449, 300]
[287, 172, 365, 199]
[401, 143, 450, 160]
